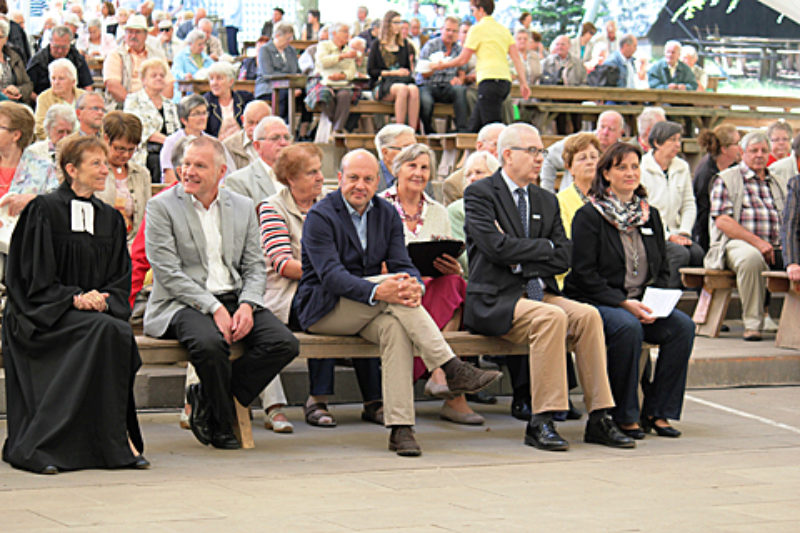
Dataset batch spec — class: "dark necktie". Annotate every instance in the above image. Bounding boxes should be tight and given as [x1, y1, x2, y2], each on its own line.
[515, 188, 544, 301]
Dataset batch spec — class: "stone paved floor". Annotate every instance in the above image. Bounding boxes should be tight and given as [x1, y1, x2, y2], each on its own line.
[1, 386, 799, 532]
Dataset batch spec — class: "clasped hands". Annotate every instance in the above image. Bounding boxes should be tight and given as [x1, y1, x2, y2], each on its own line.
[375, 273, 422, 307]
[213, 303, 254, 344]
[73, 290, 109, 312]
[621, 299, 656, 324]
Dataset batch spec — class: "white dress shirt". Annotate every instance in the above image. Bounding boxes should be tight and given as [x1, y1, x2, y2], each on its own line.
[192, 195, 235, 306]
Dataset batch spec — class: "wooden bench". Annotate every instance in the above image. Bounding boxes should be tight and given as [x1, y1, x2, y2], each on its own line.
[763, 271, 800, 350]
[680, 267, 737, 337]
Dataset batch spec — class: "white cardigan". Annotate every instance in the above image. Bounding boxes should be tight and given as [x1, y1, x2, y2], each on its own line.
[640, 150, 696, 238]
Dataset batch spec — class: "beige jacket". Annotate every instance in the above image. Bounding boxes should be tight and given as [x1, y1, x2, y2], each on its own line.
[95, 160, 152, 245]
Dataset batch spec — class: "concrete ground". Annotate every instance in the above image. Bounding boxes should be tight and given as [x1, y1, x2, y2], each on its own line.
[1, 386, 798, 532]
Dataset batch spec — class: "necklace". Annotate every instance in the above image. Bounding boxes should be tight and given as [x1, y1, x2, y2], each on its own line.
[115, 166, 125, 175]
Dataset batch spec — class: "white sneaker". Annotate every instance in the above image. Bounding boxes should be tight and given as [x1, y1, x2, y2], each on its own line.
[763, 315, 780, 332]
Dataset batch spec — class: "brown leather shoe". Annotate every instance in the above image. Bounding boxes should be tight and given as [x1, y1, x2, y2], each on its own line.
[442, 358, 502, 395]
[388, 426, 422, 457]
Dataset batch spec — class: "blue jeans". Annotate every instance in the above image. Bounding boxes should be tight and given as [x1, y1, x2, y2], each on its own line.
[419, 83, 469, 133]
[596, 305, 695, 424]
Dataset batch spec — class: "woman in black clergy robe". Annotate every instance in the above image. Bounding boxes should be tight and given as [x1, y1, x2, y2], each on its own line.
[2, 135, 148, 475]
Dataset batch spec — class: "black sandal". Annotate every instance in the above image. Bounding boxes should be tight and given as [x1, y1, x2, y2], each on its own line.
[304, 402, 337, 427]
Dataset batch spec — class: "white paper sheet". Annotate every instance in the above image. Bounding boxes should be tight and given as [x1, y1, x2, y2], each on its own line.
[641, 287, 682, 318]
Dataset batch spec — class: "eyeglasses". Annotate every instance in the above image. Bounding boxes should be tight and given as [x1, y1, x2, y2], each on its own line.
[79, 106, 105, 112]
[509, 146, 548, 158]
[110, 144, 136, 154]
[159, 27, 172, 32]
[188, 110, 209, 118]
[386, 145, 408, 151]
[391, 20, 402, 25]
[262, 134, 293, 143]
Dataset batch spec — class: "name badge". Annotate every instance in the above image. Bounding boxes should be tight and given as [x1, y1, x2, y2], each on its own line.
[640, 227, 654, 236]
[532, 214, 541, 220]
[71, 200, 94, 235]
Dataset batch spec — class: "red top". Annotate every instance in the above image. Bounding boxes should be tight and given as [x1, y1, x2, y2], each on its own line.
[0, 167, 16, 197]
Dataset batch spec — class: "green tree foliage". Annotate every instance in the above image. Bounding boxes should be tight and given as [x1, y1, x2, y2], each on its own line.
[672, 0, 741, 22]
[527, 0, 586, 44]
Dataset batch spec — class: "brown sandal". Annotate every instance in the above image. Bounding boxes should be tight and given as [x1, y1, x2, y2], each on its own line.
[304, 402, 337, 427]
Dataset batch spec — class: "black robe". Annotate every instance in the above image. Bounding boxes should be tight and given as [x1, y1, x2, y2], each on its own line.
[2, 182, 143, 473]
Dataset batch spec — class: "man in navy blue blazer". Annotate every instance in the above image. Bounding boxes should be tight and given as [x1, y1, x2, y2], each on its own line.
[294, 149, 501, 457]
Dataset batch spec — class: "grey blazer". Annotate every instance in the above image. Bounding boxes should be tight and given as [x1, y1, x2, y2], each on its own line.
[143, 184, 267, 337]
[223, 159, 281, 206]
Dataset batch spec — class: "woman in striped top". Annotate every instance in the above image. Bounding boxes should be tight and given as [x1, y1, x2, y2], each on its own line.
[258, 143, 383, 429]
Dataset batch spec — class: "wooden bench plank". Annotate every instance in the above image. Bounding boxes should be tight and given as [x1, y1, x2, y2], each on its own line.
[680, 268, 737, 337]
[763, 271, 800, 350]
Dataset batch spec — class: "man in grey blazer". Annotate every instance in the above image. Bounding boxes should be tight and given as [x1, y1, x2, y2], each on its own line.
[144, 136, 299, 450]
[223, 116, 289, 203]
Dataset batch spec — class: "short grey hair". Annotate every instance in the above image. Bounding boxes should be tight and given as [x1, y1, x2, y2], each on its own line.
[649, 120, 683, 151]
[741, 130, 770, 151]
[178, 94, 207, 122]
[681, 44, 698, 59]
[497, 123, 540, 166]
[171, 134, 196, 169]
[330, 22, 350, 34]
[349, 36, 366, 50]
[274, 23, 294, 38]
[76, 91, 104, 109]
[43, 104, 78, 137]
[185, 135, 226, 170]
[637, 106, 666, 136]
[619, 34, 636, 48]
[87, 17, 102, 29]
[0, 19, 9, 38]
[48, 58, 78, 83]
[51, 25, 74, 40]
[477, 122, 505, 143]
[253, 116, 287, 141]
[185, 29, 206, 45]
[665, 40, 681, 52]
[207, 61, 236, 80]
[391, 143, 437, 177]
[243, 99, 272, 118]
[374, 124, 415, 160]
[464, 151, 500, 175]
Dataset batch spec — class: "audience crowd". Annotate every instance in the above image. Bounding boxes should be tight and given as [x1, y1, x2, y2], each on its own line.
[0, 0, 798, 476]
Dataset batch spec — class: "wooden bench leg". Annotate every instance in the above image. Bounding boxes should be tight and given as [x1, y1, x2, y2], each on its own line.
[233, 397, 255, 449]
[776, 287, 800, 350]
[692, 285, 733, 337]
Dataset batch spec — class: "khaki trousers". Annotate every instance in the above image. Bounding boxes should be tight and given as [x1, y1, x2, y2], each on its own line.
[725, 239, 768, 331]
[501, 295, 615, 415]
[308, 278, 455, 426]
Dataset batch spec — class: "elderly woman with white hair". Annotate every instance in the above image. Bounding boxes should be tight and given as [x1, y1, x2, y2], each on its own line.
[27, 104, 76, 162]
[124, 57, 180, 182]
[379, 143, 484, 425]
[203, 62, 253, 139]
[76, 17, 117, 59]
[171, 29, 213, 90]
[310, 22, 359, 134]
[33, 58, 85, 140]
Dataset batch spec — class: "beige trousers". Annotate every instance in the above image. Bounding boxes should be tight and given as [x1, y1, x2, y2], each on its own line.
[725, 239, 768, 331]
[308, 282, 455, 427]
[502, 295, 615, 415]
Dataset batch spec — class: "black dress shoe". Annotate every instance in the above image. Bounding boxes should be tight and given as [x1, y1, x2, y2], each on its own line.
[40, 465, 59, 475]
[211, 430, 242, 450]
[186, 384, 213, 446]
[620, 426, 646, 440]
[131, 455, 151, 469]
[524, 419, 569, 451]
[584, 415, 636, 448]
[511, 399, 532, 421]
[466, 390, 498, 405]
[642, 416, 682, 438]
[566, 400, 583, 420]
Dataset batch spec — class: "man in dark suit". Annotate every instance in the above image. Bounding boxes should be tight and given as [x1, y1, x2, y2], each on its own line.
[260, 7, 284, 40]
[463, 123, 633, 451]
[144, 136, 299, 450]
[295, 149, 501, 457]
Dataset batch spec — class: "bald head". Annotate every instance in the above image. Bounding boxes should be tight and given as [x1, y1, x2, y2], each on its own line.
[243, 100, 272, 140]
[596, 111, 625, 149]
[552, 35, 571, 59]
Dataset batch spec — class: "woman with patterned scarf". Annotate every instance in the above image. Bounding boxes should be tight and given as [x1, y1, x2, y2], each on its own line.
[564, 142, 695, 441]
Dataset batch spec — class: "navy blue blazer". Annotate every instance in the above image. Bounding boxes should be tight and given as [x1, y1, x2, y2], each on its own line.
[294, 189, 421, 330]
[203, 90, 253, 137]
